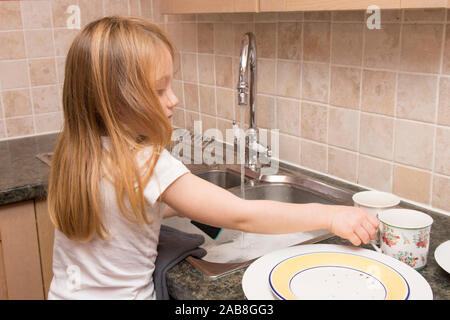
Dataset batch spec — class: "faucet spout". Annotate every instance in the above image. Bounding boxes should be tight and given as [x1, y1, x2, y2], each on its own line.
[237, 32, 257, 129]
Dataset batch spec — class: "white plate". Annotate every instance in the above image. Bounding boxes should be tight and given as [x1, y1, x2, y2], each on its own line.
[268, 252, 409, 300]
[242, 244, 433, 300]
[434, 240, 450, 273]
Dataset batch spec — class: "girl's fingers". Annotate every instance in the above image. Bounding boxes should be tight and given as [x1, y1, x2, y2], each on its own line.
[363, 220, 378, 240]
[348, 233, 362, 246]
[355, 225, 371, 244]
[367, 213, 380, 229]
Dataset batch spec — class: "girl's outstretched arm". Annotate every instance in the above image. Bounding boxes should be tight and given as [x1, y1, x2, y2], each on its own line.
[161, 173, 379, 246]
[162, 205, 179, 218]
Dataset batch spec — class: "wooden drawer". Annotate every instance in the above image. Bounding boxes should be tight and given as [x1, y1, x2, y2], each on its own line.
[160, 0, 259, 14]
[0, 201, 44, 299]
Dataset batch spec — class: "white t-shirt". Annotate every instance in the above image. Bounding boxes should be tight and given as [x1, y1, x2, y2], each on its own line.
[48, 138, 189, 300]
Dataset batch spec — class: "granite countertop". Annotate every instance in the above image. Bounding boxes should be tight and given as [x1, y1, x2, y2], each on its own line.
[0, 133, 58, 205]
[167, 221, 450, 300]
[0, 133, 449, 300]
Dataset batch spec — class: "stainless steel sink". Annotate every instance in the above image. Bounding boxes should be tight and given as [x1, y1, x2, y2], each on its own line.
[162, 165, 356, 278]
[228, 183, 335, 205]
[196, 169, 243, 189]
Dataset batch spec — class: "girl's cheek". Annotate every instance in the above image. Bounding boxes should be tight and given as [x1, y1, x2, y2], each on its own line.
[157, 94, 167, 107]
[161, 96, 172, 114]
[167, 89, 179, 107]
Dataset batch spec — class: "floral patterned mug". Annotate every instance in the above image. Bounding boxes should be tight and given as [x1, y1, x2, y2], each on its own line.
[371, 209, 433, 270]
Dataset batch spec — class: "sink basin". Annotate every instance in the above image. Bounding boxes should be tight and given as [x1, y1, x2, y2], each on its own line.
[163, 169, 340, 276]
[196, 170, 242, 189]
[228, 183, 335, 205]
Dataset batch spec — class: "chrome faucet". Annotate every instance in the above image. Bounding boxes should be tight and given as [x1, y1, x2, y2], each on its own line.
[237, 32, 257, 128]
[236, 32, 271, 174]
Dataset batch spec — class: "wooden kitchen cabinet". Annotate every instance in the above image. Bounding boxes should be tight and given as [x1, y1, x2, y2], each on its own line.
[35, 199, 54, 300]
[0, 201, 44, 299]
[160, 0, 259, 14]
[401, 0, 450, 8]
[260, 0, 402, 11]
[161, 0, 449, 14]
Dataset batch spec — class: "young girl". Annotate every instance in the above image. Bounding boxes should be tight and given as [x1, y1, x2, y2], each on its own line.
[47, 16, 378, 300]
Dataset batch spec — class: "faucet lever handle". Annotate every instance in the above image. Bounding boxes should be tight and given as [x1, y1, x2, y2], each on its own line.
[237, 89, 247, 105]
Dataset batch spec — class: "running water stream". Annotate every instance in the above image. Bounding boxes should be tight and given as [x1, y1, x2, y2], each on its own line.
[240, 105, 246, 248]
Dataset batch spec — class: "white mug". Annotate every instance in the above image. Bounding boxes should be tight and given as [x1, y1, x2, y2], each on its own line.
[352, 191, 400, 245]
[371, 209, 433, 270]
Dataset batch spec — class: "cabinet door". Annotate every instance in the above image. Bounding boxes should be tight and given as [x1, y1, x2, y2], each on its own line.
[0, 241, 8, 299]
[0, 201, 44, 299]
[35, 199, 54, 300]
[261, 0, 402, 11]
[401, 0, 449, 8]
[160, 0, 259, 14]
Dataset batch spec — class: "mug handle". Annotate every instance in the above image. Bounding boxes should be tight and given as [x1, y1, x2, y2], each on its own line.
[371, 208, 383, 253]
[370, 240, 382, 253]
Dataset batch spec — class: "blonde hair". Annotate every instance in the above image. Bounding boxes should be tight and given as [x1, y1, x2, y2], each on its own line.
[48, 16, 174, 241]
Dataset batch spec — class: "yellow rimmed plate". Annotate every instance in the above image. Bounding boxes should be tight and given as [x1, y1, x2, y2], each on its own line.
[269, 251, 409, 300]
[242, 243, 433, 300]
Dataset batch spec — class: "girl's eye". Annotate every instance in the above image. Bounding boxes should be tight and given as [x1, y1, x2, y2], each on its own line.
[157, 89, 165, 96]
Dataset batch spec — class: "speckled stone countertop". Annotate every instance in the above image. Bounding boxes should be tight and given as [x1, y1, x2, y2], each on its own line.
[0, 133, 58, 205]
[167, 211, 450, 300]
[1, 133, 449, 300]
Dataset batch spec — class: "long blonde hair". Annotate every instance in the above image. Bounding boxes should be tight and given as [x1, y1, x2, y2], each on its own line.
[48, 16, 174, 241]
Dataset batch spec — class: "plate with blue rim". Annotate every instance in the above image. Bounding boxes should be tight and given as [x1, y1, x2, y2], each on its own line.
[242, 244, 432, 300]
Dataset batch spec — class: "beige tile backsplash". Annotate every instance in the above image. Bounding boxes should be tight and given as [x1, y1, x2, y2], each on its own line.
[0, 1, 449, 213]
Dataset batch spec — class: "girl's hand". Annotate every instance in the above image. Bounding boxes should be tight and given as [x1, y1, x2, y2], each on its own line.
[327, 206, 379, 246]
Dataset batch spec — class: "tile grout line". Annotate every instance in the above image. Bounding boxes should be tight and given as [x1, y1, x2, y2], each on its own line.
[175, 53, 450, 78]
[274, 18, 282, 160]
[212, 33, 219, 132]
[149, 0, 154, 22]
[3, 56, 450, 80]
[194, 24, 204, 129]
[356, 13, 367, 187]
[391, 67, 399, 193]
[137, 0, 142, 16]
[0, 129, 61, 142]
[4, 110, 65, 121]
[190, 14, 203, 129]
[1, 16, 446, 34]
[326, 18, 332, 175]
[179, 50, 187, 130]
[102, 0, 106, 17]
[430, 8, 449, 207]
[390, 9, 405, 197]
[297, 19, 303, 164]
[19, 0, 37, 137]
